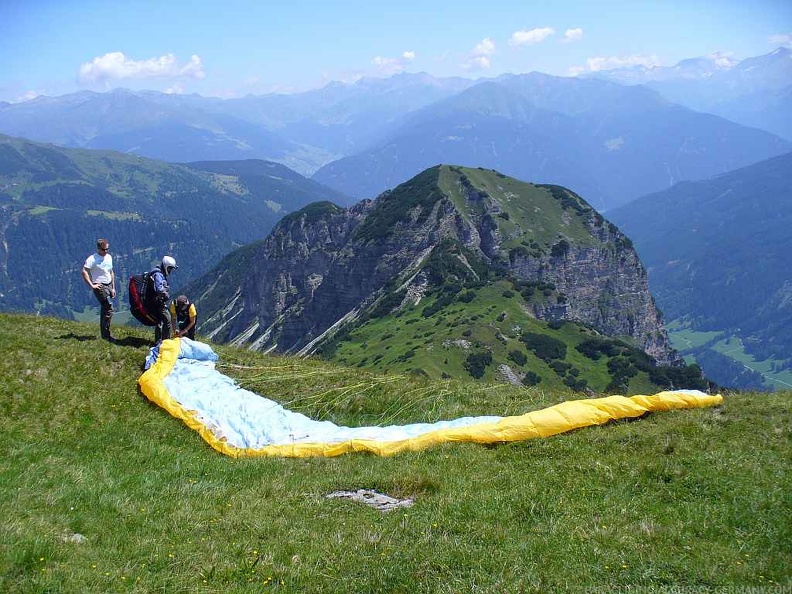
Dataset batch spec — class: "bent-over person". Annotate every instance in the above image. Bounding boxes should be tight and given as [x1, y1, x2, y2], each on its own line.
[170, 295, 197, 340]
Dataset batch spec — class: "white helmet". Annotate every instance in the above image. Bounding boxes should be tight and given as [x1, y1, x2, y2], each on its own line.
[161, 255, 178, 273]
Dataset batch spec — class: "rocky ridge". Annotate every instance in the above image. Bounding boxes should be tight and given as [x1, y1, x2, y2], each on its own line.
[191, 165, 679, 367]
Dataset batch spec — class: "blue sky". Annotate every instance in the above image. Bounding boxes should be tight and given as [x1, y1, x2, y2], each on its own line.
[2, 0, 790, 103]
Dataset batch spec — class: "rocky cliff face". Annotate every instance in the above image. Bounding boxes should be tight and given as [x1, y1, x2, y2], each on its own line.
[193, 166, 679, 365]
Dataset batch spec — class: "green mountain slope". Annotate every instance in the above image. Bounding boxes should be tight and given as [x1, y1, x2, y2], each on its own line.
[0, 135, 347, 317]
[322, 279, 704, 393]
[188, 165, 703, 392]
[608, 151, 792, 390]
[1, 313, 789, 592]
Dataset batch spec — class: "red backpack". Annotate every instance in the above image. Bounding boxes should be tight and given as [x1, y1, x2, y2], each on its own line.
[128, 272, 158, 326]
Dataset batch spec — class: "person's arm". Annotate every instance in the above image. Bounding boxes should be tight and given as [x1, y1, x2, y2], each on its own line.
[82, 267, 98, 290]
[182, 308, 197, 335]
[110, 269, 116, 298]
[153, 271, 168, 299]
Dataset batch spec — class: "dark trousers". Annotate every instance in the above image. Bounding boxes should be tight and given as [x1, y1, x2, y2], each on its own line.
[153, 302, 171, 343]
[178, 320, 196, 340]
[92, 284, 114, 339]
[176, 316, 197, 340]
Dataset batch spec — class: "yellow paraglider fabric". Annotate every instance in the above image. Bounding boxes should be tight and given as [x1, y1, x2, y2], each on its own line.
[139, 338, 723, 458]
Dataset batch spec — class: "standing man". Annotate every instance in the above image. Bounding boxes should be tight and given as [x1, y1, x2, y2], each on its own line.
[82, 238, 116, 342]
[170, 295, 197, 340]
[150, 255, 178, 343]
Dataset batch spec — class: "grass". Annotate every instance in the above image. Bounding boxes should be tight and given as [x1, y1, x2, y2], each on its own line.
[1, 313, 790, 593]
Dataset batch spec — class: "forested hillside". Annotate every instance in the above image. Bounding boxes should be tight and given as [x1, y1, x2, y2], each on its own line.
[0, 135, 347, 317]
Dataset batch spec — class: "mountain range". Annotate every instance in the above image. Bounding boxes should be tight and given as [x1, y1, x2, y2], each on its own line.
[0, 49, 789, 212]
[586, 47, 792, 142]
[1, 48, 789, 390]
[312, 73, 789, 210]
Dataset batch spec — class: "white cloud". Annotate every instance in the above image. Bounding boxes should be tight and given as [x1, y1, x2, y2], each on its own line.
[78, 52, 206, 84]
[509, 27, 555, 46]
[562, 28, 583, 43]
[462, 38, 495, 71]
[371, 50, 416, 75]
[707, 51, 737, 69]
[463, 56, 491, 71]
[473, 38, 495, 56]
[769, 32, 792, 48]
[371, 56, 403, 75]
[578, 54, 661, 72]
[15, 90, 43, 103]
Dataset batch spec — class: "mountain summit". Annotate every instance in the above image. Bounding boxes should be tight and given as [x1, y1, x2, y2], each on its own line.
[189, 166, 683, 388]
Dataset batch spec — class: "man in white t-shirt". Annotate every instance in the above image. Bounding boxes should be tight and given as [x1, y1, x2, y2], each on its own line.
[82, 238, 116, 342]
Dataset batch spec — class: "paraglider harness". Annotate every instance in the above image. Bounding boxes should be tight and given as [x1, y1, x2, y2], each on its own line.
[128, 269, 169, 326]
[128, 272, 157, 326]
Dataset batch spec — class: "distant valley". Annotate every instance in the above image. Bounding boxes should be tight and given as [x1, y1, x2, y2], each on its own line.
[609, 151, 792, 390]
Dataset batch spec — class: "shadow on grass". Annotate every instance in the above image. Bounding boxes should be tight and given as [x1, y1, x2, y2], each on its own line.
[116, 337, 152, 349]
[56, 332, 97, 342]
[55, 333, 151, 349]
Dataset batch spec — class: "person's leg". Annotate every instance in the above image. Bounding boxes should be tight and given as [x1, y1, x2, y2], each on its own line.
[158, 304, 172, 340]
[93, 286, 114, 340]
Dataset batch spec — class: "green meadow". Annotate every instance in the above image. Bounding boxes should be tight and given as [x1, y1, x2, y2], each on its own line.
[1, 314, 789, 593]
[668, 322, 792, 390]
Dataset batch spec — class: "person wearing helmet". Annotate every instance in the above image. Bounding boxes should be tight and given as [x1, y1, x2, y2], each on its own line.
[149, 255, 178, 343]
[170, 294, 197, 340]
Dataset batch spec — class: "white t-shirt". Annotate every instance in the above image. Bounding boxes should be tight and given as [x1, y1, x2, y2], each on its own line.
[84, 253, 114, 284]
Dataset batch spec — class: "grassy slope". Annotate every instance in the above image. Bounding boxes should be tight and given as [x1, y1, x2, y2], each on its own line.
[439, 166, 598, 249]
[331, 281, 657, 394]
[1, 313, 789, 593]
